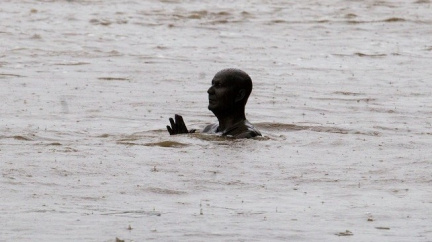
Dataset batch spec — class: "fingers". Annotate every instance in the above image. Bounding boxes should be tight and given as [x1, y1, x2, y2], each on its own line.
[174, 114, 182, 126]
[169, 118, 175, 128]
[169, 117, 176, 132]
[167, 125, 174, 135]
[175, 114, 188, 133]
[167, 118, 177, 135]
[167, 114, 191, 135]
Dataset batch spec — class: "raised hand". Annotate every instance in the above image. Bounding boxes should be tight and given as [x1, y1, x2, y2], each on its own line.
[166, 114, 195, 135]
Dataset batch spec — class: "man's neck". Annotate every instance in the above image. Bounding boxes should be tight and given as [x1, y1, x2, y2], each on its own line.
[214, 110, 246, 132]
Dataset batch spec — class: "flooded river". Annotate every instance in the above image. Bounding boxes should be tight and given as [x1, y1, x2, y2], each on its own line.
[1, 0, 431, 241]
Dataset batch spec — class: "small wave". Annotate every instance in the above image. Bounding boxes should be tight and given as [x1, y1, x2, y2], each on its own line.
[12, 135, 34, 141]
[0, 73, 26, 78]
[383, 17, 405, 22]
[98, 77, 130, 81]
[333, 91, 364, 96]
[146, 187, 187, 195]
[354, 52, 387, 57]
[117, 140, 189, 148]
[101, 210, 161, 216]
[54, 62, 90, 66]
[256, 122, 381, 136]
[89, 18, 128, 26]
[144, 141, 189, 147]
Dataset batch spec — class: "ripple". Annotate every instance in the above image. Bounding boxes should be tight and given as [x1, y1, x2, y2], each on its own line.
[256, 122, 381, 136]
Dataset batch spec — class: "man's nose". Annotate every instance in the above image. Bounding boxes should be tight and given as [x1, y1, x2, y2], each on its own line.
[207, 86, 214, 94]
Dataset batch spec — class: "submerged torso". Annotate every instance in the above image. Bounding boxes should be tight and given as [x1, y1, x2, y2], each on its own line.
[202, 120, 262, 138]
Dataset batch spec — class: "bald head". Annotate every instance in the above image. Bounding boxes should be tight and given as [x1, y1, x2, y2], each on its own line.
[214, 68, 253, 105]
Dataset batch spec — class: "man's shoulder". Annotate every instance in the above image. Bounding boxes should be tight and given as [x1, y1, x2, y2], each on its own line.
[202, 120, 262, 138]
[226, 120, 261, 138]
[203, 123, 219, 133]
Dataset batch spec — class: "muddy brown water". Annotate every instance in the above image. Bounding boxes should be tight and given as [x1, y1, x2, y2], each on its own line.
[1, 0, 431, 241]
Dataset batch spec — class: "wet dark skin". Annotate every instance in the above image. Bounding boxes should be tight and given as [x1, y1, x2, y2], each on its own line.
[166, 114, 195, 135]
[207, 70, 247, 131]
[167, 69, 261, 138]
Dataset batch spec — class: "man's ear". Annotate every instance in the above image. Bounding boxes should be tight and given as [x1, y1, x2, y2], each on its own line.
[235, 89, 246, 103]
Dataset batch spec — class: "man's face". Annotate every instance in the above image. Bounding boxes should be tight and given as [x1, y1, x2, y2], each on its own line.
[207, 73, 237, 113]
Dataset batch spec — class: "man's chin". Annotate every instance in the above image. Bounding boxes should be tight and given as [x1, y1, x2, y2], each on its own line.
[208, 104, 219, 112]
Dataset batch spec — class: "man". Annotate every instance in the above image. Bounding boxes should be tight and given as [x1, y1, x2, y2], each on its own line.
[167, 68, 261, 138]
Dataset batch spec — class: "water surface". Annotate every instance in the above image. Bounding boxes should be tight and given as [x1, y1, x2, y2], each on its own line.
[1, 0, 431, 241]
